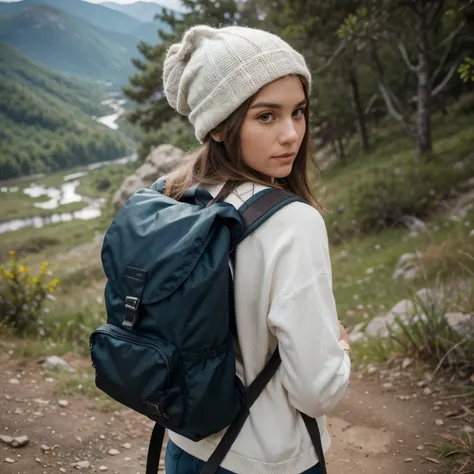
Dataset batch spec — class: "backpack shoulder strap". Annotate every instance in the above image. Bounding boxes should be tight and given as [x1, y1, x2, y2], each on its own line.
[227, 188, 304, 338]
[202, 189, 327, 474]
[237, 188, 305, 242]
[201, 348, 327, 474]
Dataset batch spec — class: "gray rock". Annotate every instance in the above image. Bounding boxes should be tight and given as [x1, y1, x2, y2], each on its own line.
[415, 287, 438, 305]
[365, 299, 415, 337]
[349, 322, 366, 343]
[448, 190, 474, 222]
[366, 364, 377, 375]
[112, 144, 186, 211]
[393, 253, 422, 281]
[445, 312, 474, 334]
[0, 435, 13, 445]
[2, 435, 30, 448]
[42, 356, 71, 371]
[400, 215, 429, 232]
[364, 314, 391, 337]
[382, 382, 395, 392]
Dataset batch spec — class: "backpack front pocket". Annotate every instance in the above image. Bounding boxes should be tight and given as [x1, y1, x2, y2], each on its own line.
[90, 324, 184, 426]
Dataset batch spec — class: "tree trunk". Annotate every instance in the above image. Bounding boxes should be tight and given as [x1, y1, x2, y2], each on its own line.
[336, 134, 346, 159]
[415, 1, 432, 158]
[348, 68, 370, 154]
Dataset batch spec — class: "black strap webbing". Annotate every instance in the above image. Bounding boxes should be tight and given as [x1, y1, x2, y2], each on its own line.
[145, 352, 326, 474]
[239, 189, 295, 230]
[201, 349, 326, 474]
[146, 423, 165, 474]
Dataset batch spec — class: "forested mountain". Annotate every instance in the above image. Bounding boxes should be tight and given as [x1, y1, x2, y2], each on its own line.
[0, 0, 145, 37]
[0, 44, 130, 180]
[0, 4, 144, 84]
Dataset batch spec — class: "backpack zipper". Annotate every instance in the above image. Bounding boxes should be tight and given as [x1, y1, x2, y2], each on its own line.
[91, 324, 172, 379]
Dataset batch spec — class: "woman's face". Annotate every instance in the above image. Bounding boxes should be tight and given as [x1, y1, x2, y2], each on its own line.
[239, 75, 307, 180]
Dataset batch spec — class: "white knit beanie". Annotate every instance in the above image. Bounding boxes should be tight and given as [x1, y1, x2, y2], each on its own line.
[162, 25, 311, 142]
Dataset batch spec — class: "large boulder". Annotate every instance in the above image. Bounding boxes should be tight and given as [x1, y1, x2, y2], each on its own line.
[112, 144, 187, 211]
[350, 286, 473, 342]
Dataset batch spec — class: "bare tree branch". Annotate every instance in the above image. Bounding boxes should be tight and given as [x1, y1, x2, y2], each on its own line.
[429, 20, 465, 54]
[370, 38, 414, 136]
[427, 0, 445, 28]
[378, 80, 415, 138]
[406, 0, 422, 18]
[430, 30, 462, 87]
[313, 42, 346, 75]
[398, 40, 419, 73]
[364, 94, 378, 115]
[432, 61, 459, 96]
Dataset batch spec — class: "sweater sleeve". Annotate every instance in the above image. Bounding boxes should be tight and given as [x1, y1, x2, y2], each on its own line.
[267, 204, 351, 418]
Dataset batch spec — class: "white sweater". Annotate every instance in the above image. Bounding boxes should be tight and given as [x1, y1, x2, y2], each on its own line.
[169, 183, 351, 474]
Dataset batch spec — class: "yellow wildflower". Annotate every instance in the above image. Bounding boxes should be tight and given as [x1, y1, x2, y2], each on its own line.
[41, 261, 49, 267]
[19, 266, 26, 273]
[8, 250, 15, 255]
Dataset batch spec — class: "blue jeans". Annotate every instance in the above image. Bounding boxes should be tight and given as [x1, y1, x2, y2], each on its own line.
[165, 440, 324, 474]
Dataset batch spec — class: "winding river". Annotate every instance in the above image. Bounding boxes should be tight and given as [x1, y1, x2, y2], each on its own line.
[0, 98, 136, 235]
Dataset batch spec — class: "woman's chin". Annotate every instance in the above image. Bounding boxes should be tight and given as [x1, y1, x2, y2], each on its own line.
[269, 164, 293, 179]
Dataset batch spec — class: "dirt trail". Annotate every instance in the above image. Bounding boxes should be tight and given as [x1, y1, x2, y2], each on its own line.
[327, 376, 450, 474]
[0, 352, 470, 474]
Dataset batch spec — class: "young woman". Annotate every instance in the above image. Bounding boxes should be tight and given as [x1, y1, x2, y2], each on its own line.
[161, 25, 351, 474]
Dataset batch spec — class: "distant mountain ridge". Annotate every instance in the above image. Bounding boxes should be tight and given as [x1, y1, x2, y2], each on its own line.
[0, 0, 164, 42]
[0, 0, 141, 35]
[0, 4, 147, 84]
[101, 1, 169, 23]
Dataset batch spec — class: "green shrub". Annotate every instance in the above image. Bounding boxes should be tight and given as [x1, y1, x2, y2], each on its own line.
[450, 92, 474, 116]
[327, 151, 474, 240]
[95, 177, 111, 192]
[353, 281, 474, 373]
[0, 250, 60, 335]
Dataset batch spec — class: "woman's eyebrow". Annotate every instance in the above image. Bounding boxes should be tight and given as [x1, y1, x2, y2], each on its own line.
[249, 99, 307, 110]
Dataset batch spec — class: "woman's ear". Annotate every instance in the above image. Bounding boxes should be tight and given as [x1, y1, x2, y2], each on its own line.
[211, 132, 224, 143]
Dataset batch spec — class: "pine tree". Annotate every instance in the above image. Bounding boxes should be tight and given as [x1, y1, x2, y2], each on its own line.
[123, 0, 260, 150]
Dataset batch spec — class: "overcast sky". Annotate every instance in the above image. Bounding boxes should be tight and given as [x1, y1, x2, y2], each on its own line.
[86, 0, 184, 10]
[0, 0, 185, 12]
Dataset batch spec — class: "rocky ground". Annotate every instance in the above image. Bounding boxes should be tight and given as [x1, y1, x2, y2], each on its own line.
[1, 350, 473, 474]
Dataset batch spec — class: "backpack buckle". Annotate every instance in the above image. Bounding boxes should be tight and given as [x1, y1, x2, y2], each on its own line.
[143, 401, 170, 420]
[123, 296, 139, 330]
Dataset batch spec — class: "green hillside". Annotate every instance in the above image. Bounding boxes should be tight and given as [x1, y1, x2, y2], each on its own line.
[0, 4, 141, 84]
[0, 0, 141, 35]
[0, 43, 130, 180]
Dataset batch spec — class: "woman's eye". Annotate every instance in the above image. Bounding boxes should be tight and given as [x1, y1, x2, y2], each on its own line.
[293, 108, 305, 118]
[259, 112, 274, 122]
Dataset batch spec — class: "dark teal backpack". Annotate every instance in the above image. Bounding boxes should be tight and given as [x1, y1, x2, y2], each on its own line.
[89, 178, 327, 474]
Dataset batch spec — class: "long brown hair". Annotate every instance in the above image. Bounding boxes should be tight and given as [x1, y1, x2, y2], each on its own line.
[165, 75, 320, 208]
